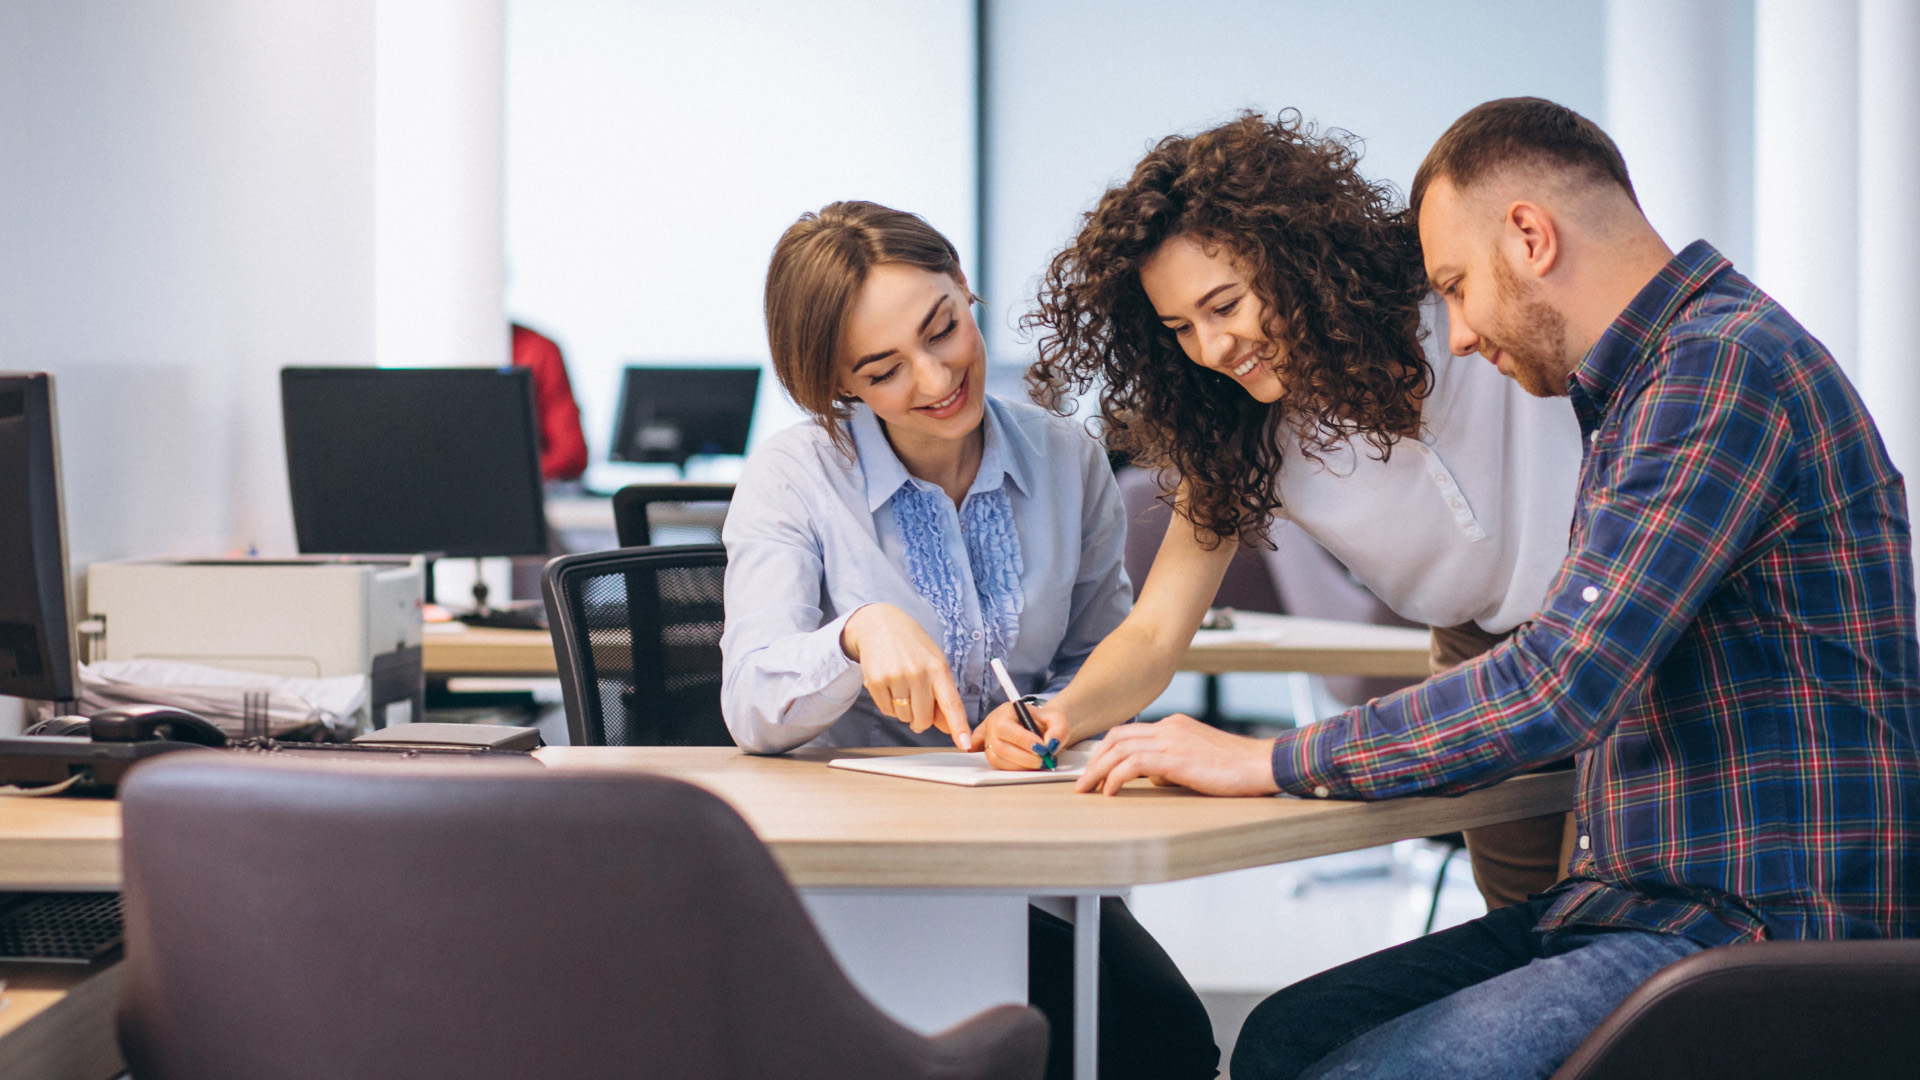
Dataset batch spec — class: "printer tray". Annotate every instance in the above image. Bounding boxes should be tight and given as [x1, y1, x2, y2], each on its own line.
[0, 736, 203, 794]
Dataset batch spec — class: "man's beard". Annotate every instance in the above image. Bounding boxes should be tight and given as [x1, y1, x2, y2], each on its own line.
[1486, 255, 1572, 398]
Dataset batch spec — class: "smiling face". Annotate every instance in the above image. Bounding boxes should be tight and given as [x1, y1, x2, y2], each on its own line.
[835, 262, 987, 445]
[1137, 234, 1286, 403]
[1419, 176, 1574, 398]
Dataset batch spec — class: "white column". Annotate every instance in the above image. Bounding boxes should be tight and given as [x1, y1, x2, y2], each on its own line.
[374, 0, 508, 369]
[1604, 0, 1737, 254]
[1, 0, 380, 563]
[1856, 0, 1920, 531]
[1753, 0, 1859, 372]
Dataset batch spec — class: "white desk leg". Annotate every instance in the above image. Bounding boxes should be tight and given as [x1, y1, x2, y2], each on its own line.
[1075, 894, 1101, 1080]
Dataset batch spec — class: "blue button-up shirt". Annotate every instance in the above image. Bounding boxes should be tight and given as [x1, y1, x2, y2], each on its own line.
[1272, 241, 1920, 945]
[721, 395, 1132, 753]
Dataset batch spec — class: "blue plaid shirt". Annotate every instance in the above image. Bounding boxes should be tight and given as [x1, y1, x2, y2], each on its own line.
[1271, 241, 1920, 946]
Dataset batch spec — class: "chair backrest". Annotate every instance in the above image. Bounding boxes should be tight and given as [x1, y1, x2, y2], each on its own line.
[542, 544, 730, 747]
[116, 754, 1047, 1080]
[612, 483, 737, 548]
[1549, 939, 1920, 1080]
[1115, 467, 1281, 613]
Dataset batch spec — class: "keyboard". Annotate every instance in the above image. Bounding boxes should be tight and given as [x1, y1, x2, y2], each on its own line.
[0, 893, 123, 964]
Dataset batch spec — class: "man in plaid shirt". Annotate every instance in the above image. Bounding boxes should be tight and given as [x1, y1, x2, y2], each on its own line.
[1079, 99, 1920, 1079]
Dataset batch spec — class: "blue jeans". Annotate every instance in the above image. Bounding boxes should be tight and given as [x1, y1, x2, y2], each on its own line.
[1231, 896, 1705, 1080]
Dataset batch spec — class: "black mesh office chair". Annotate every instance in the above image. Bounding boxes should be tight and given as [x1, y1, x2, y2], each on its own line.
[542, 544, 730, 747]
[612, 483, 736, 547]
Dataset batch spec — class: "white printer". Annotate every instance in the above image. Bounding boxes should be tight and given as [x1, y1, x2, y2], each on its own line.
[84, 556, 427, 730]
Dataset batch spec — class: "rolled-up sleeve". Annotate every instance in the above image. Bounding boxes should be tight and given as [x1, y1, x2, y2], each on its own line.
[719, 452, 868, 754]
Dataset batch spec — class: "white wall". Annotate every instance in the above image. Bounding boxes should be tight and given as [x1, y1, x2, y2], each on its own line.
[1605, 0, 1755, 270]
[982, 0, 1608, 357]
[376, 0, 510, 370]
[503, 0, 978, 460]
[1753, 0, 1859, 372]
[0, 1, 380, 572]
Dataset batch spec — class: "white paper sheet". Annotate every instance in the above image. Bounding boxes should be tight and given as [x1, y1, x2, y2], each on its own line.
[829, 749, 1092, 787]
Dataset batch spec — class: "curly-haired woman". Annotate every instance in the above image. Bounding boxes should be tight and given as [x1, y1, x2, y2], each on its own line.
[981, 112, 1584, 912]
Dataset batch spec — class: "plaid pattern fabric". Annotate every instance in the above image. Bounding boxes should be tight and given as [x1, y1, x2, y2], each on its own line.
[1270, 241, 1920, 946]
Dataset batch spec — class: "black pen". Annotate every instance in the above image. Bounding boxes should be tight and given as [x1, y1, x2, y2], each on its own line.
[989, 656, 1057, 770]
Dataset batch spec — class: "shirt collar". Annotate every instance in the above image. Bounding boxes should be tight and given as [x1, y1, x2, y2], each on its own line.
[1569, 239, 1731, 424]
[851, 394, 1028, 514]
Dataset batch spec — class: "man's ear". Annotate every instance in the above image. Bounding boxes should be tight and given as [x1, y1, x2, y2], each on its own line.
[1505, 200, 1561, 280]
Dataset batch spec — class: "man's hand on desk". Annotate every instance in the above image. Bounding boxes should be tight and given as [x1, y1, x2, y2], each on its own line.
[1074, 714, 1282, 797]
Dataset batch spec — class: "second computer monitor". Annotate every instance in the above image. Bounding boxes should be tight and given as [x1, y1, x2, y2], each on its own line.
[281, 367, 548, 559]
[0, 373, 77, 704]
[608, 366, 760, 468]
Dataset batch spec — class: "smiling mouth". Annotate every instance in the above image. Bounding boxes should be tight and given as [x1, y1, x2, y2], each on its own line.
[1229, 355, 1260, 378]
[915, 373, 970, 417]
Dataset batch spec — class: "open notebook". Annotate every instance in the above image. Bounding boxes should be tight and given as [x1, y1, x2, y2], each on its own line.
[829, 749, 1093, 787]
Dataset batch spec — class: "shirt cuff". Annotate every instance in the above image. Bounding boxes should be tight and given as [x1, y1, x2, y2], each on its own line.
[1269, 720, 1345, 799]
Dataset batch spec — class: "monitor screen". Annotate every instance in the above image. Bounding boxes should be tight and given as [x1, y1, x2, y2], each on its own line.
[0, 373, 77, 703]
[608, 366, 760, 466]
[281, 367, 548, 558]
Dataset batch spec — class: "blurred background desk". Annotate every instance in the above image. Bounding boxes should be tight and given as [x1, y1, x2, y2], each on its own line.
[421, 611, 1434, 680]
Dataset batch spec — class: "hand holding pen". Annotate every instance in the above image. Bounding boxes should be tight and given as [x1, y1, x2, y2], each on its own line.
[987, 657, 1062, 771]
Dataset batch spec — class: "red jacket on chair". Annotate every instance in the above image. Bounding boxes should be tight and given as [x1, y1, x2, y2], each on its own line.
[510, 323, 589, 482]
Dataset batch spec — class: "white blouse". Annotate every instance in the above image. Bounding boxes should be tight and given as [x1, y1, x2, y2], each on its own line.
[1266, 300, 1584, 633]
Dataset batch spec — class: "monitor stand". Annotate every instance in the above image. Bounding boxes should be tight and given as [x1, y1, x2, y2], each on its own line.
[454, 567, 546, 632]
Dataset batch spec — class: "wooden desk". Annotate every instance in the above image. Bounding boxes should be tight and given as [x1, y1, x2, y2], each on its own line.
[538, 746, 1566, 889]
[421, 611, 1435, 680]
[0, 749, 1572, 1079]
[421, 624, 559, 677]
[0, 750, 1570, 895]
[0, 961, 125, 1080]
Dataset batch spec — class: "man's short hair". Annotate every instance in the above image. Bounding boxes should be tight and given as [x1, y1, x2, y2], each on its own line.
[1410, 97, 1637, 218]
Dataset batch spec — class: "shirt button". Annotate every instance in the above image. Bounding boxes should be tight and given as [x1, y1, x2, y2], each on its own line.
[1313, 785, 1330, 798]
[1587, 430, 1596, 444]
[1579, 834, 1591, 850]
[966, 684, 980, 695]
[1432, 474, 1447, 486]
[971, 630, 983, 640]
[1448, 499, 1464, 510]
[1581, 586, 1600, 603]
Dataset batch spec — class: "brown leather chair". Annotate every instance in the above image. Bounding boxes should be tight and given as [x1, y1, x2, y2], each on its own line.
[116, 753, 1048, 1080]
[1550, 939, 1920, 1079]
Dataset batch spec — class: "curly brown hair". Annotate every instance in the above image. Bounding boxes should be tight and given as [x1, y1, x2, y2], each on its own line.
[1024, 111, 1431, 546]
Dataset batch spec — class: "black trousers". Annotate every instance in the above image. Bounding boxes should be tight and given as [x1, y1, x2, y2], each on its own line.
[1028, 897, 1220, 1080]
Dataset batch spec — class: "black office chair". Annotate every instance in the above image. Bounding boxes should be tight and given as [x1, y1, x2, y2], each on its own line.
[1116, 467, 1284, 729]
[612, 483, 736, 547]
[117, 753, 1049, 1080]
[542, 544, 731, 747]
[1549, 939, 1920, 1079]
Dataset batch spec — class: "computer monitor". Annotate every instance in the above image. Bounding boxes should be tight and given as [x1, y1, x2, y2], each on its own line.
[0, 373, 78, 704]
[608, 366, 760, 468]
[281, 367, 548, 559]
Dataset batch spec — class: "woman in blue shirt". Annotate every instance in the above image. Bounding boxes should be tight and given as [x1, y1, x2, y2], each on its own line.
[722, 201, 1218, 1080]
[722, 203, 1132, 755]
